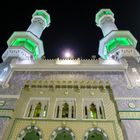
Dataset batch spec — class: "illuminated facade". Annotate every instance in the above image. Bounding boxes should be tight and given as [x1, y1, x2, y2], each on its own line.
[0, 9, 140, 140]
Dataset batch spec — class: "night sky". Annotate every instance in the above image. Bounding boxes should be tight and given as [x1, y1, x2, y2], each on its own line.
[0, 1, 140, 62]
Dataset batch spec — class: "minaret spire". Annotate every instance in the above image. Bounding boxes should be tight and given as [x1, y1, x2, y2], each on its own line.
[2, 10, 51, 61]
[27, 10, 50, 38]
[95, 9, 138, 60]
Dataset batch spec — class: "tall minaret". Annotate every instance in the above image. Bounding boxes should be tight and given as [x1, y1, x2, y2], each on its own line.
[2, 10, 51, 61]
[95, 9, 139, 60]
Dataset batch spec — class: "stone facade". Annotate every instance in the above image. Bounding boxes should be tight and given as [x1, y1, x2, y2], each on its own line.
[4, 79, 124, 140]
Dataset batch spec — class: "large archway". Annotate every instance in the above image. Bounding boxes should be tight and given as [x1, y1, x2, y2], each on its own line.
[50, 127, 75, 140]
[84, 128, 109, 140]
[17, 126, 42, 140]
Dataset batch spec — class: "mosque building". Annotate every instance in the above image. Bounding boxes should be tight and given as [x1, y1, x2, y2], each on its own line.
[0, 9, 140, 140]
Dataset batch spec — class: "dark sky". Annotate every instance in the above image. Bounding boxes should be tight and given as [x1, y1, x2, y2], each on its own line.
[0, 1, 140, 61]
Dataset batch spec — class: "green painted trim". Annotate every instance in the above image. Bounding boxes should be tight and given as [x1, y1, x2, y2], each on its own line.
[102, 37, 134, 58]
[10, 38, 39, 60]
[106, 37, 133, 53]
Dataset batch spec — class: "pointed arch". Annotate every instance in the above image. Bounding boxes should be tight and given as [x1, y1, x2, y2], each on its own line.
[17, 126, 42, 140]
[84, 127, 109, 140]
[90, 103, 97, 119]
[62, 102, 69, 118]
[43, 105, 48, 117]
[25, 98, 49, 118]
[50, 127, 75, 140]
[33, 102, 42, 117]
[55, 98, 76, 119]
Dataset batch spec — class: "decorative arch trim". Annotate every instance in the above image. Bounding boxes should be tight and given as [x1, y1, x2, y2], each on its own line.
[50, 127, 75, 140]
[83, 127, 109, 140]
[17, 125, 42, 140]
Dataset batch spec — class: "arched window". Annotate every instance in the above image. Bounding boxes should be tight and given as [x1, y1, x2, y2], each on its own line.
[50, 127, 75, 140]
[55, 99, 76, 119]
[25, 98, 49, 118]
[84, 128, 109, 140]
[33, 102, 42, 117]
[17, 126, 42, 140]
[90, 103, 97, 119]
[83, 99, 105, 119]
[62, 102, 69, 118]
